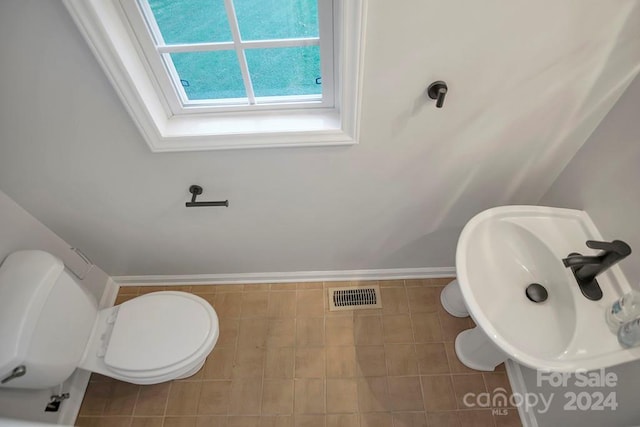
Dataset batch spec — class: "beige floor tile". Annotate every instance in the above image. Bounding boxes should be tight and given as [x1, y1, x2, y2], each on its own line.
[326, 378, 358, 413]
[213, 292, 243, 318]
[378, 280, 404, 288]
[482, 372, 514, 398]
[294, 378, 325, 414]
[268, 291, 297, 317]
[267, 318, 297, 347]
[426, 412, 461, 427]
[203, 346, 235, 379]
[166, 382, 202, 416]
[297, 282, 324, 290]
[217, 319, 240, 347]
[356, 377, 389, 412]
[295, 346, 326, 378]
[415, 343, 450, 375]
[195, 415, 228, 426]
[391, 412, 427, 427]
[198, 381, 232, 415]
[232, 346, 265, 378]
[260, 415, 293, 427]
[296, 317, 325, 346]
[380, 287, 409, 315]
[327, 414, 359, 427]
[262, 379, 294, 414]
[387, 376, 424, 411]
[131, 417, 164, 427]
[134, 383, 170, 416]
[406, 287, 440, 313]
[295, 414, 326, 427]
[493, 410, 523, 427]
[354, 316, 383, 345]
[229, 378, 262, 414]
[359, 412, 392, 427]
[458, 409, 494, 427]
[265, 347, 295, 379]
[117, 286, 139, 295]
[271, 283, 297, 291]
[385, 344, 418, 376]
[227, 416, 260, 427]
[115, 294, 137, 305]
[79, 382, 113, 415]
[411, 313, 443, 343]
[420, 376, 456, 411]
[297, 290, 325, 317]
[444, 342, 475, 374]
[162, 417, 199, 427]
[382, 314, 414, 343]
[81, 280, 521, 427]
[404, 279, 432, 288]
[438, 314, 472, 342]
[325, 317, 355, 346]
[355, 346, 386, 377]
[238, 318, 269, 348]
[326, 346, 358, 378]
[452, 375, 486, 410]
[241, 291, 269, 317]
[104, 381, 139, 416]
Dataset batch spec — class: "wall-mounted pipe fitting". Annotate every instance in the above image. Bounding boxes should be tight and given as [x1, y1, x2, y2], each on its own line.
[427, 81, 448, 108]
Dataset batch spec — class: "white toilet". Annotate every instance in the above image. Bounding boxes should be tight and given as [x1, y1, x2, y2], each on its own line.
[0, 250, 219, 389]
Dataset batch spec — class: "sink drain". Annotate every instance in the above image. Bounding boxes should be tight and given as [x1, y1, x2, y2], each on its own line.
[525, 283, 548, 303]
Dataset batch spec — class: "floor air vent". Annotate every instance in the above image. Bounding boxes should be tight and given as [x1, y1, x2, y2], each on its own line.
[328, 285, 382, 311]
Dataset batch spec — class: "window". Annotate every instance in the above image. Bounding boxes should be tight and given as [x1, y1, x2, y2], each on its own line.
[64, 0, 366, 151]
[125, 0, 333, 112]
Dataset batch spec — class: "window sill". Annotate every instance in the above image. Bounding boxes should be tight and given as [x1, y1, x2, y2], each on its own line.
[139, 108, 353, 152]
[64, 0, 366, 152]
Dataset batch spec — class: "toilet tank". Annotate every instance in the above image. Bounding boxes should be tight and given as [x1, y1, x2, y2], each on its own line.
[0, 250, 98, 389]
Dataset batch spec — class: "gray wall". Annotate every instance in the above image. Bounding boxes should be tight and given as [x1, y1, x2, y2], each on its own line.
[0, 1, 638, 277]
[524, 74, 640, 427]
[541, 75, 640, 286]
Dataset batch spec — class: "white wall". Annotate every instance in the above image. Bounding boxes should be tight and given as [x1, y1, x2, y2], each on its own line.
[0, 189, 110, 423]
[0, 0, 638, 277]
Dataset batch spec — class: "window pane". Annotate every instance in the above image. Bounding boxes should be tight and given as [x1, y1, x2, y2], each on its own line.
[147, 0, 231, 44]
[169, 51, 247, 101]
[235, 0, 318, 40]
[246, 46, 321, 98]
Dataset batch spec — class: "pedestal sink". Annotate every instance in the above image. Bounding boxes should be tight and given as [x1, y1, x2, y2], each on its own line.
[446, 206, 638, 372]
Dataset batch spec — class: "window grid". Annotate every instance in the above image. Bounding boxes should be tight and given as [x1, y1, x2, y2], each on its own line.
[132, 0, 327, 111]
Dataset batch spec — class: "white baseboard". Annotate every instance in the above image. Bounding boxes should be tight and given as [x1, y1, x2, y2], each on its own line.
[113, 267, 456, 286]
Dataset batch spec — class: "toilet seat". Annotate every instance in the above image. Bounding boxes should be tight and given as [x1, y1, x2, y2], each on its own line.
[79, 291, 218, 384]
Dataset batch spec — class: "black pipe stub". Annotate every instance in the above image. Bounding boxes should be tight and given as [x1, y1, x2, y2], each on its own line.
[189, 185, 203, 196]
[525, 283, 548, 303]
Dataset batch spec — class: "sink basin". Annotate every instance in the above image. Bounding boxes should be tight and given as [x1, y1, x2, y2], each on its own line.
[456, 205, 637, 371]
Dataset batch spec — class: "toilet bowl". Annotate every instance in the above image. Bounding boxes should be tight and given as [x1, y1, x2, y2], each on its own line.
[0, 250, 218, 389]
[79, 291, 218, 385]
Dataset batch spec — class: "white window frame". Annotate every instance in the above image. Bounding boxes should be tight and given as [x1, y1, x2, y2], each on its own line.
[63, 0, 366, 152]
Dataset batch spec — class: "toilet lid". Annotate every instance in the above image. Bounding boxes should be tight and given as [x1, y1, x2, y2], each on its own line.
[104, 292, 215, 372]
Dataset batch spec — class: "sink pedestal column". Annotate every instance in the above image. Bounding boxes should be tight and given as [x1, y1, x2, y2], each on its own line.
[455, 327, 508, 371]
[440, 279, 470, 317]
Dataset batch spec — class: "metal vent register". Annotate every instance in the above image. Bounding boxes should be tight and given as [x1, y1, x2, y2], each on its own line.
[328, 285, 382, 311]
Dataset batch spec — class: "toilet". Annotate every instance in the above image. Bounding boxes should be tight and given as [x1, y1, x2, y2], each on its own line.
[0, 250, 219, 389]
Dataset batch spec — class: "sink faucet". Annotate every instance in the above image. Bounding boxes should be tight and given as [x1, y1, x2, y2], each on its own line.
[562, 240, 632, 301]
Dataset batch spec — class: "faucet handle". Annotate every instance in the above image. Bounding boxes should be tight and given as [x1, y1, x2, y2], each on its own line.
[586, 240, 632, 257]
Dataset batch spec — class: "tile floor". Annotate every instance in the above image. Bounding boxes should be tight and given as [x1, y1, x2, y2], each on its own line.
[76, 279, 522, 427]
